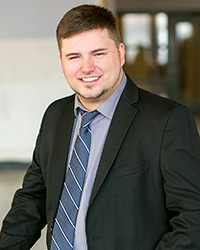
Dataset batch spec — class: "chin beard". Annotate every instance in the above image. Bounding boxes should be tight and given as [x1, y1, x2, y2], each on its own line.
[76, 88, 108, 101]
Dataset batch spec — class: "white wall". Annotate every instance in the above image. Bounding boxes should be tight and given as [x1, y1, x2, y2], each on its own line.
[0, 0, 99, 162]
[0, 38, 74, 161]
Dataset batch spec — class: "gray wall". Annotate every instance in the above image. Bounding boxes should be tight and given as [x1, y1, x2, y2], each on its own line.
[0, 0, 97, 38]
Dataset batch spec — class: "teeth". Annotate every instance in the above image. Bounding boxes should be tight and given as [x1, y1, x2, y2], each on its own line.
[82, 77, 99, 82]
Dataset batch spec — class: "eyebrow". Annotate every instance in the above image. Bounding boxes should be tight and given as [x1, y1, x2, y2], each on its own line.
[65, 52, 80, 58]
[65, 48, 108, 57]
[92, 48, 108, 53]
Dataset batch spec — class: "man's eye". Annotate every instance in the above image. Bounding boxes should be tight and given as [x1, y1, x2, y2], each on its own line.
[96, 53, 103, 56]
[69, 56, 79, 60]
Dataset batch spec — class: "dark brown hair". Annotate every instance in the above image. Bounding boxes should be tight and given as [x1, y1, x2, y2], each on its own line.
[56, 4, 121, 52]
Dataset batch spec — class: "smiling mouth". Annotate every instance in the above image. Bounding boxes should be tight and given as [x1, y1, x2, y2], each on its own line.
[80, 76, 100, 82]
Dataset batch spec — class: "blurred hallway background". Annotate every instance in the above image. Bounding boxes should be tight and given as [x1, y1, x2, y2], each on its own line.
[1, 0, 200, 249]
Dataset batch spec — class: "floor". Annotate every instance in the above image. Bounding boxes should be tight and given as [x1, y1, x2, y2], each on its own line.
[0, 116, 200, 249]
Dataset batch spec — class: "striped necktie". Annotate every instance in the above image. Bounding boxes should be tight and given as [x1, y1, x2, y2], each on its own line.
[51, 109, 99, 250]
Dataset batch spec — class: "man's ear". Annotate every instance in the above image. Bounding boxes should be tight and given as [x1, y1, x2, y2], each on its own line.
[119, 43, 125, 67]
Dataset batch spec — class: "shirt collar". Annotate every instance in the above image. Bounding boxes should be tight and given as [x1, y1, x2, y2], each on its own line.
[74, 73, 127, 119]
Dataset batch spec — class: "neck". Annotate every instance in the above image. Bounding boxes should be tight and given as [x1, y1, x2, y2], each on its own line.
[78, 98, 103, 111]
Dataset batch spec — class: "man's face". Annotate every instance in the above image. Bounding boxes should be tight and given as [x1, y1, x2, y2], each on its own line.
[60, 28, 125, 110]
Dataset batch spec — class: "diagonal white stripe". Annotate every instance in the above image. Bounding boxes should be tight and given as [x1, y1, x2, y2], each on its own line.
[81, 113, 91, 128]
[74, 149, 87, 172]
[82, 121, 90, 128]
[51, 236, 61, 250]
[69, 165, 83, 191]
[64, 183, 79, 210]
[79, 135, 90, 153]
[55, 218, 73, 248]
[60, 201, 76, 229]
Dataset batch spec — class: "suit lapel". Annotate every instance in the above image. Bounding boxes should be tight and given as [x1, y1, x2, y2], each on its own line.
[51, 98, 75, 217]
[89, 76, 139, 206]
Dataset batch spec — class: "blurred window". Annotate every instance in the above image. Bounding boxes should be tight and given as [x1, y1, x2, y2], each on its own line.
[122, 13, 168, 66]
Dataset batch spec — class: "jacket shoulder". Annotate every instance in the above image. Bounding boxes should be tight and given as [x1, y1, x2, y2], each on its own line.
[138, 87, 183, 113]
[125, 74, 182, 113]
[42, 94, 75, 118]
[46, 94, 75, 112]
[37, 94, 75, 134]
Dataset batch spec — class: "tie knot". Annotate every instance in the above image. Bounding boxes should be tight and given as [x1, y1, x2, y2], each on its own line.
[80, 109, 99, 128]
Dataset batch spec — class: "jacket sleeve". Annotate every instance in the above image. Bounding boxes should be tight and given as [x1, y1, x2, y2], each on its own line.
[0, 127, 47, 249]
[156, 106, 200, 249]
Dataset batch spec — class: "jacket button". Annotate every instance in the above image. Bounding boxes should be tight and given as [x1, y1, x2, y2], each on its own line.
[89, 236, 99, 240]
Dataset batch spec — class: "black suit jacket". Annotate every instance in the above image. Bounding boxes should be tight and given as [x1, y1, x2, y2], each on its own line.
[1, 75, 200, 249]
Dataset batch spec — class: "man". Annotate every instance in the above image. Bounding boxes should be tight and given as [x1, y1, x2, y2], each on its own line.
[0, 4, 200, 250]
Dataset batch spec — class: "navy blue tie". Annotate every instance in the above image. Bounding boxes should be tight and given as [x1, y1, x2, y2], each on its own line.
[51, 109, 99, 249]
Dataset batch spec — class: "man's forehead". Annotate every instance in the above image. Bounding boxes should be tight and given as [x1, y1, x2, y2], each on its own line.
[60, 28, 114, 52]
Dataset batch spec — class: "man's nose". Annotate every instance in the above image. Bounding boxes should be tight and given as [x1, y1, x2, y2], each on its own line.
[81, 57, 95, 73]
